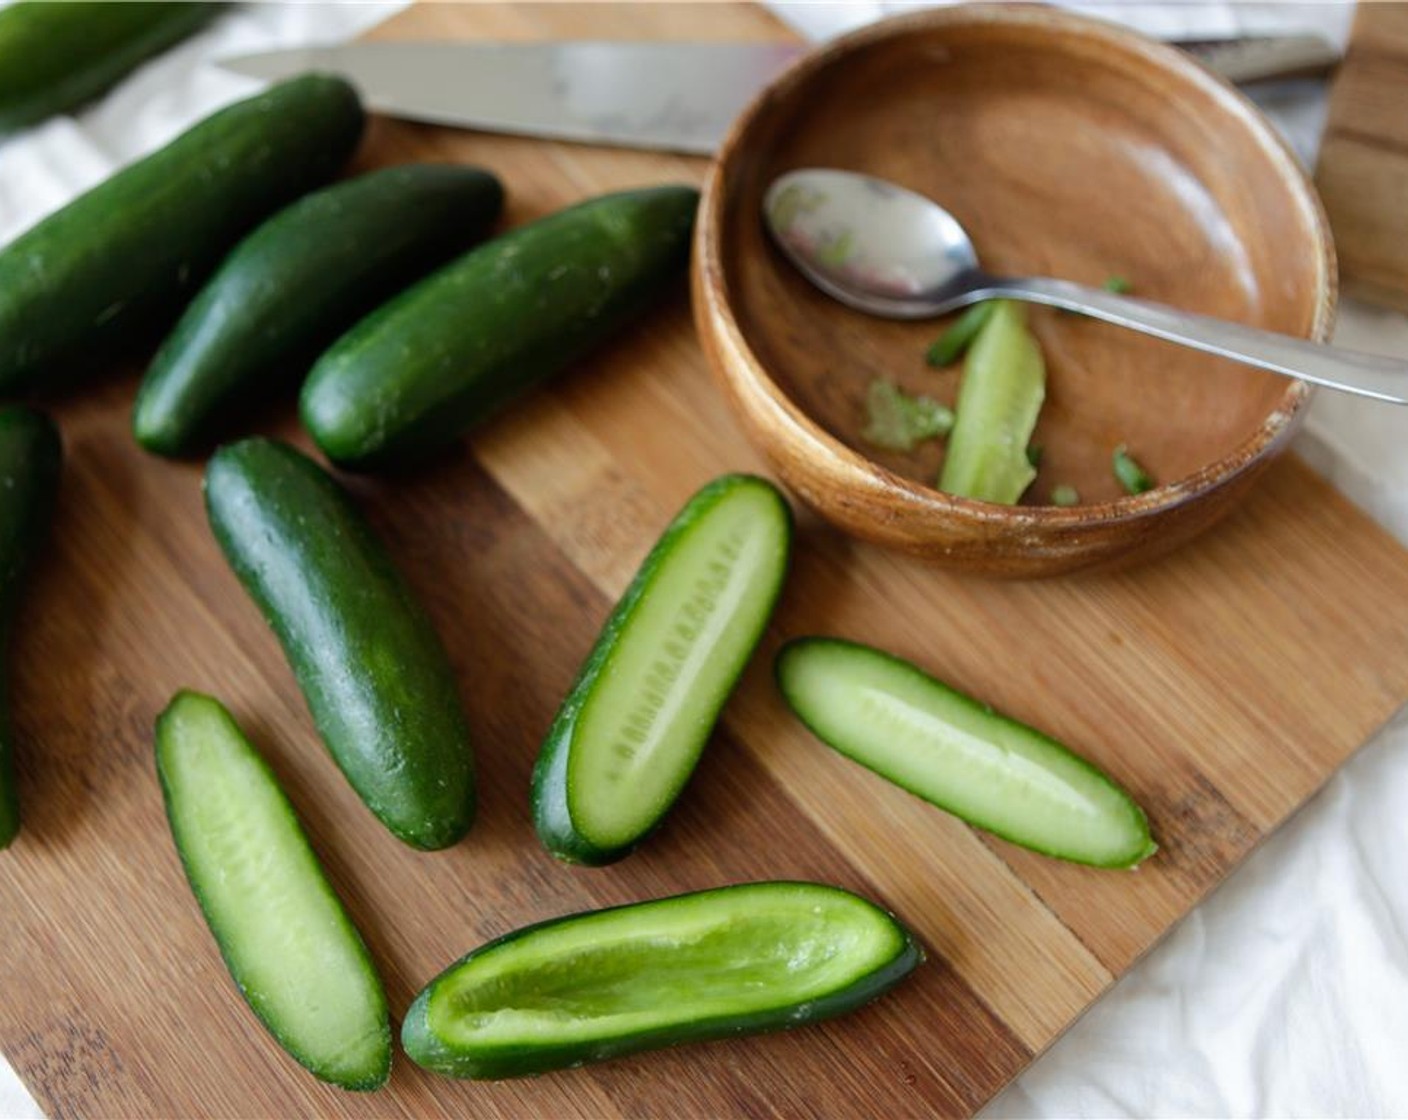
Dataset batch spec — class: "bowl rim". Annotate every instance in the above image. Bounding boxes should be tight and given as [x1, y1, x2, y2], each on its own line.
[695, 1, 1337, 534]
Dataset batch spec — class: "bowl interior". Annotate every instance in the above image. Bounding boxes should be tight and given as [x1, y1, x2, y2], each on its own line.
[718, 10, 1325, 507]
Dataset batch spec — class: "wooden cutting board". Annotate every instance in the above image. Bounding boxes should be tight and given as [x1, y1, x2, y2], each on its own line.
[1318, 2, 1408, 310]
[6, 4, 1408, 1117]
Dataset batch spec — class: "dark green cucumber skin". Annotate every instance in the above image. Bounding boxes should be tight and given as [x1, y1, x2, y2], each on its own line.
[0, 2, 220, 135]
[0, 409, 60, 849]
[0, 73, 364, 392]
[204, 438, 474, 850]
[134, 164, 505, 457]
[531, 475, 792, 867]
[154, 690, 391, 1090]
[775, 637, 1156, 869]
[401, 881, 922, 1080]
[301, 185, 699, 469]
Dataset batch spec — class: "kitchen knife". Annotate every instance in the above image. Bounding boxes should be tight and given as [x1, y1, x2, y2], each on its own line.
[218, 35, 1340, 156]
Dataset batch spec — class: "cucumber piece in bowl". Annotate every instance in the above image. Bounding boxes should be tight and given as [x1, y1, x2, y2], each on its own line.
[156, 690, 390, 1090]
[532, 474, 791, 866]
[776, 638, 1156, 868]
[401, 881, 920, 1079]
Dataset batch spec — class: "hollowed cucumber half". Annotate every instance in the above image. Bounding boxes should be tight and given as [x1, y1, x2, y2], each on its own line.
[401, 881, 920, 1079]
[532, 474, 792, 865]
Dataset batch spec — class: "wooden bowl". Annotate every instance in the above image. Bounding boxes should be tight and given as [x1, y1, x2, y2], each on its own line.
[693, 3, 1335, 577]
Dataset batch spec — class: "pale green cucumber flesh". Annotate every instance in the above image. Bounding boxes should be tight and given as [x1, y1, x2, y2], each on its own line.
[563, 477, 790, 853]
[405, 881, 919, 1078]
[939, 299, 1045, 504]
[776, 639, 1155, 868]
[156, 691, 390, 1089]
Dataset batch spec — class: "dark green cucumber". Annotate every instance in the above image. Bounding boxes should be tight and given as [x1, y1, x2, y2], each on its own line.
[134, 164, 505, 456]
[0, 73, 364, 392]
[156, 690, 390, 1090]
[0, 2, 220, 135]
[402, 881, 920, 1079]
[0, 408, 60, 850]
[204, 438, 474, 850]
[776, 638, 1156, 869]
[532, 475, 791, 866]
[301, 185, 698, 469]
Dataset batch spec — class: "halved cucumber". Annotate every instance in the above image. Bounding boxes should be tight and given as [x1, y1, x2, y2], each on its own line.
[532, 475, 792, 865]
[155, 691, 390, 1090]
[401, 881, 920, 1079]
[776, 638, 1155, 868]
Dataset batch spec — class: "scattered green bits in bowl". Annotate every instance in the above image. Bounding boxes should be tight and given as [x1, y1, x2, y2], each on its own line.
[861, 380, 953, 452]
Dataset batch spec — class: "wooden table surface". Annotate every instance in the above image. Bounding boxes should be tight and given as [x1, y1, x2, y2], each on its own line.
[5, 4, 1408, 1117]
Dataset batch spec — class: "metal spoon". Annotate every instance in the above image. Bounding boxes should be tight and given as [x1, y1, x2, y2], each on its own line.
[763, 168, 1408, 405]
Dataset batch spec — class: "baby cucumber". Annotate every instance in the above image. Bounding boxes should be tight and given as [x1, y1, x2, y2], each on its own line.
[0, 2, 219, 136]
[0, 73, 363, 392]
[156, 691, 390, 1090]
[776, 638, 1156, 869]
[301, 185, 698, 469]
[532, 475, 791, 866]
[938, 300, 1046, 504]
[0, 408, 60, 850]
[401, 881, 920, 1079]
[134, 164, 505, 456]
[204, 438, 474, 850]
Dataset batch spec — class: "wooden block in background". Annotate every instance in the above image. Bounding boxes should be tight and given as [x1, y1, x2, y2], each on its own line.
[1317, 3, 1408, 311]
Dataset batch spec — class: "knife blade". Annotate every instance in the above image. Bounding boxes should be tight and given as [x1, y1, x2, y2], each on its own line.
[217, 35, 1340, 156]
[220, 42, 803, 155]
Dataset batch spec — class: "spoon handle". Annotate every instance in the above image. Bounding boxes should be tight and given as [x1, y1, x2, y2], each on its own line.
[984, 276, 1408, 405]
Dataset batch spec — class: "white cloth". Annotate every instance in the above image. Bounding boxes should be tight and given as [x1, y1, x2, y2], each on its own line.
[2, 3, 1407, 1117]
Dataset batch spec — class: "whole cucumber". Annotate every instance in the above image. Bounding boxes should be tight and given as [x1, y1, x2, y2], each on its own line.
[301, 185, 698, 470]
[0, 408, 61, 849]
[0, 2, 221, 136]
[135, 165, 505, 456]
[0, 73, 364, 392]
[204, 438, 474, 850]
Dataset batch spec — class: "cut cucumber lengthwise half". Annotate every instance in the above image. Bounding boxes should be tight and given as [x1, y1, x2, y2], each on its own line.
[155, 691, 391, 1090]
[402, 881, 920, 1079]
[776, 638, 1156, 869]
[205, 438, 475, 850]
[532, 475, 791, 866]
[0, 408, 60, 850]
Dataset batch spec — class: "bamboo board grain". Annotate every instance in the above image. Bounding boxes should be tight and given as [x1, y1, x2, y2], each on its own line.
[5, 3, 1408, 1117]
[1318, 2, 1408, 311]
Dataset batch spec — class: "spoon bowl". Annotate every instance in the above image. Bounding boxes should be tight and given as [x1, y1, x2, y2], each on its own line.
[693, 3, 1335, 576]
[763, 170, 984, 318]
